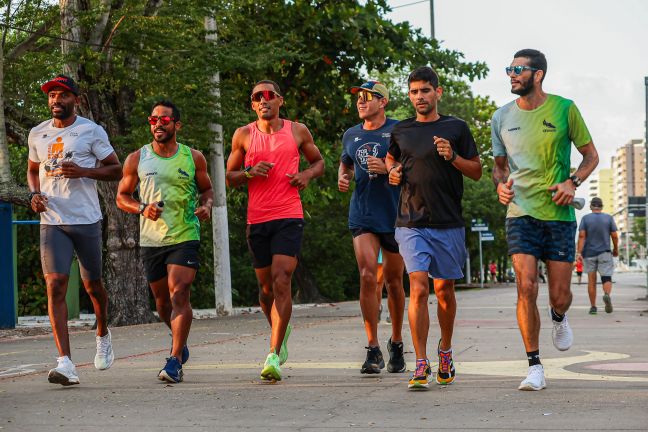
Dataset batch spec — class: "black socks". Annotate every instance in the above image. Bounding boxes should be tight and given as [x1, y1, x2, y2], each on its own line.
[527, 350, 541, 367]
[551, 308, 565, 322]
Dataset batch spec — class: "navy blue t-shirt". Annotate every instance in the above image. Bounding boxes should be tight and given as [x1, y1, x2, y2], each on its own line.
[341, 118, 400, 232]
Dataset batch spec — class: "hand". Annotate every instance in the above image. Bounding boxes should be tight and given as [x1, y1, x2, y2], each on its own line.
[249, 161, 274, 178]
[194, 204, 211, 221]
[548, 180, 576, 206]
[576, 254, 583, 263]
[30, 193, 48, 213]
[60, 161, 87, 179]
[389, 165, 402, 186]
[366, 156, 387, 174]
[142, 202, 164, 221]
[434, 136, 454, 161]
[612, 248, 619, 258]
[497, 178, 515, 205]
[338, 173, 350, 192]
[286, 171, 311, 190]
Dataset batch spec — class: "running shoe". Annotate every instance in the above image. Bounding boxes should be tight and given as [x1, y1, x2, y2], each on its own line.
[386, 338, 406, 373]
[361, 346, 385, 374]
[589, 306, 598, 315]
[408, 358, 431, 390]
[169, 338, 190, 365]
[260, 352, 282, 381]
[48, 356, 80, 386]
[603, 293, 613, 313]
[279, 323, 292, 366]
[518, 364, 546, 391]
[550, 311, 573, 351]
[94, 329, 114, 370]
[436, 340, 455, 385]
[158, 356, 183, 383]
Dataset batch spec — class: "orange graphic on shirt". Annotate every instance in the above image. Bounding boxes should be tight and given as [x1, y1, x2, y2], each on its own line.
[45, 137, 64, 177]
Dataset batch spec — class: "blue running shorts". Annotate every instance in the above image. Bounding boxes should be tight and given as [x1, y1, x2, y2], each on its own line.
[394, 227, 466, 280]
[505, 216, 576, 262]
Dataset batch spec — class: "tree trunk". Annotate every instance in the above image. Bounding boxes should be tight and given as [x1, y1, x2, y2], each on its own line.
[292, 256, 327, 304]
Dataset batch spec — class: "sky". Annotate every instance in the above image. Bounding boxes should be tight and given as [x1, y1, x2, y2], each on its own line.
[386, 0, 648, 217]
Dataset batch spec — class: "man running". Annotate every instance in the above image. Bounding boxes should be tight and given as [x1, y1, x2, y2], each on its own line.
[27, 74, 121, 385]
[117, 100, 213, 383]
[226, 80, 324, 381]
[386, 66, 482, 390]
[338, 80, 406, 374]
[577, 197, 618, 314]
[492, 49, 599, 391]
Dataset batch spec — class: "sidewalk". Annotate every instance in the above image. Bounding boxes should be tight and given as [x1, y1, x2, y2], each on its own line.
[1, 273, 647, 431]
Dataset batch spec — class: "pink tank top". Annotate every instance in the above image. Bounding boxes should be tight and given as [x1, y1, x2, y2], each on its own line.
[244, 120, 303, 224]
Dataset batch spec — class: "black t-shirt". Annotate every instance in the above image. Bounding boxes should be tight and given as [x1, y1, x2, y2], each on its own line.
[388, 115, 478, 228]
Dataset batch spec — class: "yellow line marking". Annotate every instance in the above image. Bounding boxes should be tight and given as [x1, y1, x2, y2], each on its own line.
[141, 351, 648, 382]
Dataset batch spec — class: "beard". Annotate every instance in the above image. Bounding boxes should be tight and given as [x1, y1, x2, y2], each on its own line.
[511, 76, 535, 96]
[153, 129, 174, 143]
[50, 103, 74, 120]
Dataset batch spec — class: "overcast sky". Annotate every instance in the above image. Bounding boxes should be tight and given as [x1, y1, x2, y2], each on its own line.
[386, 0, 648, 210]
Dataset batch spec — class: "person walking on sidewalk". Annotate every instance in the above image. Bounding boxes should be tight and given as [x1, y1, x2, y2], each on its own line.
[575, 257, 583, 285]
[27, 74, 121, 385]
[577, 197, 618, 314]
[338, 80, 406, 375]
[386, 66, 482, 390]
[226, 80, 324, 381]
[492, 49, 599, 391]
[117, 100, 214, 383]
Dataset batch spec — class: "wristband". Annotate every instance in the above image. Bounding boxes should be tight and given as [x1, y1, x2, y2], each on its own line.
[28, 191, 40, 202]
[244, 166, 254, 179]
[388, 165, 399, 173]
[448, 150, 457, 163]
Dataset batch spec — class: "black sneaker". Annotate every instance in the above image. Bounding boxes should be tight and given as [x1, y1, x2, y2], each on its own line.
[361, 346, 385, 374]
[387, 338, 406, 373]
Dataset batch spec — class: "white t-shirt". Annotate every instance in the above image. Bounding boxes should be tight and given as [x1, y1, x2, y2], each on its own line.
[28, 116, 115, 225]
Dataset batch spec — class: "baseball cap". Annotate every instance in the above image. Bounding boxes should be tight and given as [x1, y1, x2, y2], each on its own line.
[590, 197, 603, 208]
[349, 80, 389, 100]
[41, 74, 80, 96]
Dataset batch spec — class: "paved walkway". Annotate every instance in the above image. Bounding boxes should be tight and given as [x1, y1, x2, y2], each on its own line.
[1, 273, 647, 431]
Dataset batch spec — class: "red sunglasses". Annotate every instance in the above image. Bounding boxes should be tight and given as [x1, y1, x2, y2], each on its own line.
[148, 115, 175, 126]
[250, 90, 280, 102]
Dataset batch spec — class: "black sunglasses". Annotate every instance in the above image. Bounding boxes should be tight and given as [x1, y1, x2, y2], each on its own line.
[505, 65, 539, 76]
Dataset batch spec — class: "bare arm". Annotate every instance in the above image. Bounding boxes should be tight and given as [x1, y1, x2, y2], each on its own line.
[338, 162, 354, 192]
[577, 230, 586, 257]
[225, 127, 250, 188]
[548, 142, 599, 206]
[610, 231, 619, 257]
[60, 151, 122, 181]
[385, 152, 402, 186]
[191, 149, 214, 221]
[451, 155, 482, 181]
[287, 122, 325, 190]
[493, 155, 514, 205]
[27, 159, 47, 212]
[116, 151, 143, 214]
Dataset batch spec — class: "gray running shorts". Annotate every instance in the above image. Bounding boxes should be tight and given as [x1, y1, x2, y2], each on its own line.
[40, 222, 103, 281]
[583, 251, 614, 277]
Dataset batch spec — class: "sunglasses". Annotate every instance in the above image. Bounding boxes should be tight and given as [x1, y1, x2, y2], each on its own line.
[505, 66, 539, 76]
[357, 90, 383, 102]
[250, 90, 281, 102]
[148, 115, 175, 125]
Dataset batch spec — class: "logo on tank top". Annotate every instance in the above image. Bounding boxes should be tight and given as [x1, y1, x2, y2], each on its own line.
[44, 137, 73, 177]
[177, 168, 190, 178]
[542, 119, 557, 133]
[355, 142, 381, 173]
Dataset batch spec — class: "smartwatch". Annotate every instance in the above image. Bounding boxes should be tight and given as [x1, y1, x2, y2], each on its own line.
[448, 150, 458, 163]
[138, 202, 147, 214]
[569, 175, 582, 188]
[28, 191, 40, 202]
[243, 166, 254, 179]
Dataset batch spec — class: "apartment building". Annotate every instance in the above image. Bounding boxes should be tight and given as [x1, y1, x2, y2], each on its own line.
[588, 168, 614, 214]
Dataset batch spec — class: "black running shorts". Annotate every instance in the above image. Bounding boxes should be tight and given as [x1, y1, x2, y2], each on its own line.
[246, 218, 304, 268]
[140, 240, 200, 282]
[349, 228, 399, 254]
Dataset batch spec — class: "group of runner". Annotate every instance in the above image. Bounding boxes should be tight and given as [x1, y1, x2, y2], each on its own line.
[28, 47, 599, 392]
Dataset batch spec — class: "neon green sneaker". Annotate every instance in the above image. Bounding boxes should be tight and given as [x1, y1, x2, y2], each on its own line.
[260, 352, 282, 381]
[279, 324, 292, 365]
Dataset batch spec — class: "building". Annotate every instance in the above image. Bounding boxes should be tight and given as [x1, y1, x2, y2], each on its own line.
[588, 168, 614, 214]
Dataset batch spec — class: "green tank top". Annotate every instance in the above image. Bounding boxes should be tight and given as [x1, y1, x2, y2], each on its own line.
[137, 143, 200, 247]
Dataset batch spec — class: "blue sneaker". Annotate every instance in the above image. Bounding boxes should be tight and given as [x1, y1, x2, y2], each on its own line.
[170, 340, 190, 365]
[158, 356, 183, 383]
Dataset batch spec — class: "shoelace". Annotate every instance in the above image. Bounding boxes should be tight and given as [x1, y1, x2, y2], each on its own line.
[96, 334, 111, 355]
[413, 359, 429, 378]
[438, 350, 453, 373]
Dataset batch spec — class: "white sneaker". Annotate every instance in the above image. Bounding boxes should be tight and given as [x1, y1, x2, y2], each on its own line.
[518, 364, 546, 391]
[48, 356, 80, 386]
[94, 329, 114, 370]
[551, 312, 573, 351]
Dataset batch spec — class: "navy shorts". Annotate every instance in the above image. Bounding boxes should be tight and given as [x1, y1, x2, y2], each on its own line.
[505, 216, 576, 262]
[349, 228, 399, 254]
[395, 226, 466, 280]
[246, 218, 304, 268]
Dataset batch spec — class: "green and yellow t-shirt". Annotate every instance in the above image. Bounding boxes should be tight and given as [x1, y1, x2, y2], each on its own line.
[491, 94, 592, 222]
[137, 143, 200, 247]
